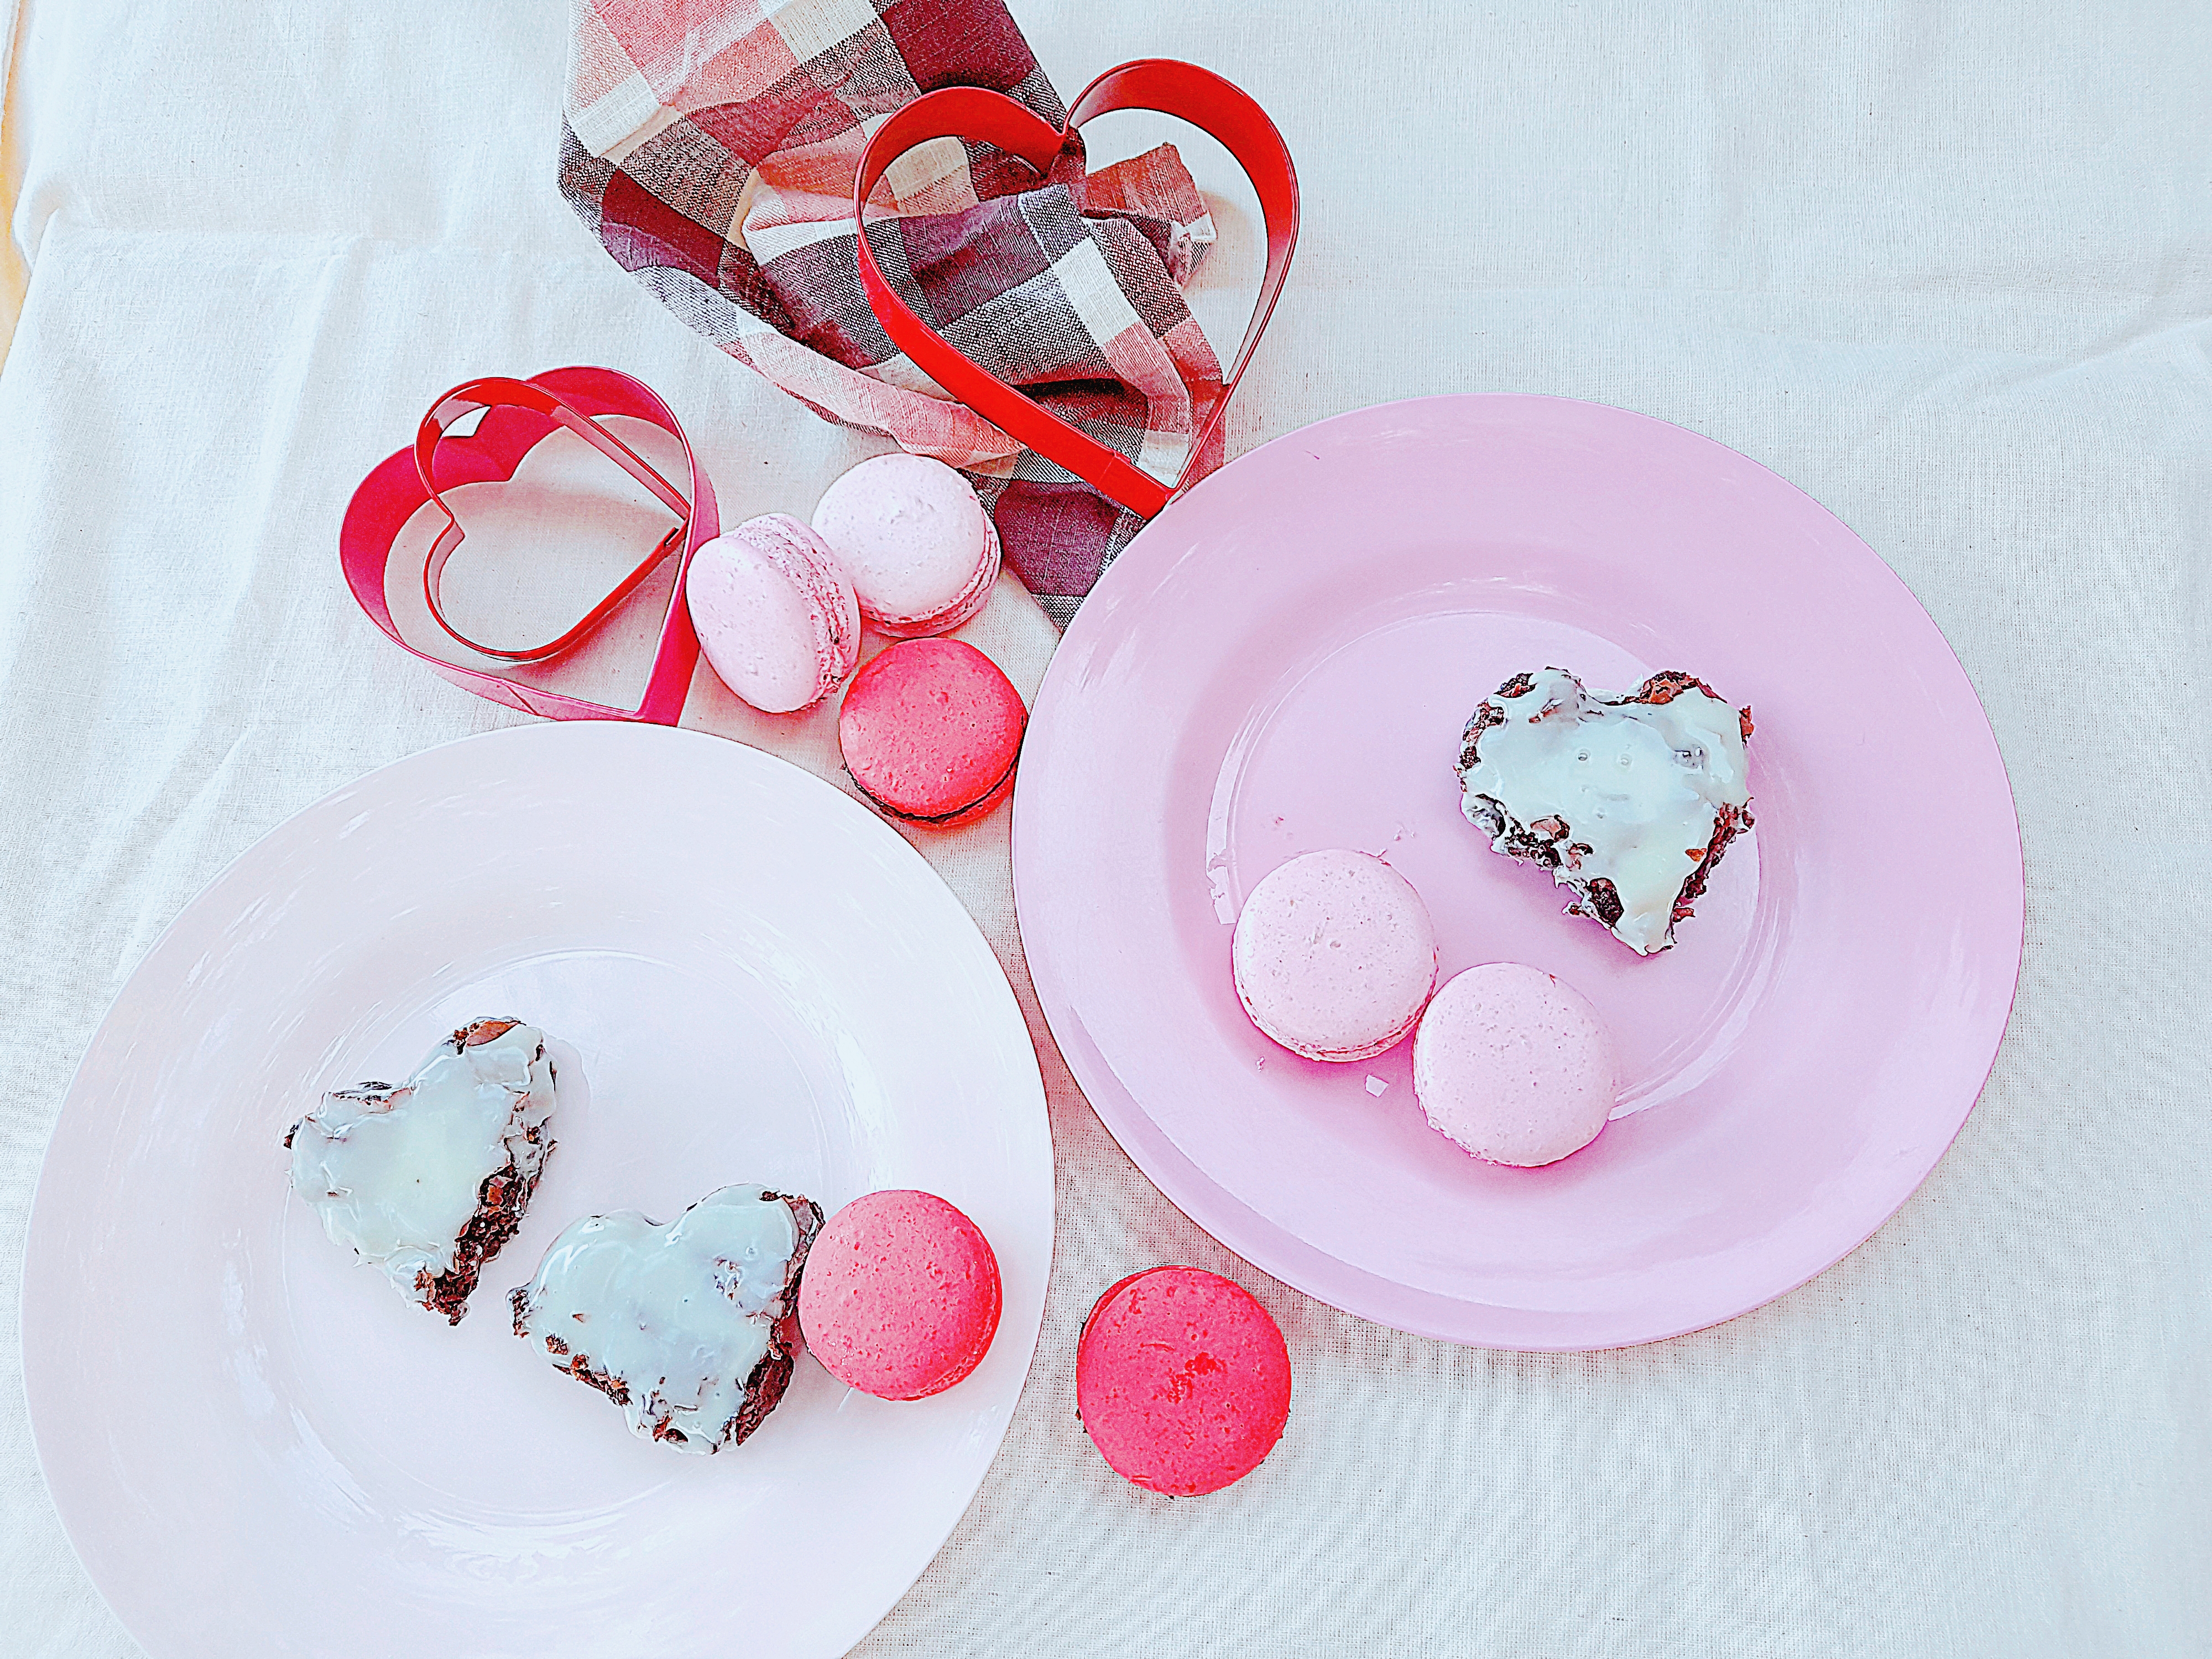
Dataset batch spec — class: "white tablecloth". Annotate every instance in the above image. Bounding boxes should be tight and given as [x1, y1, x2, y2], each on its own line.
[3, 2, 2207, 1653]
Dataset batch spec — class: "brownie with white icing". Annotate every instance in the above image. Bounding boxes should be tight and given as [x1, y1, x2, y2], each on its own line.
[284, 1018, 560, 1323]
[1455, 668, 1754, 955]
[509, 1184, 822, 1453]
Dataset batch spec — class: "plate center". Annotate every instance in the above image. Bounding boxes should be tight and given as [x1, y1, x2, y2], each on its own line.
[1205, 604, 1776, 1117]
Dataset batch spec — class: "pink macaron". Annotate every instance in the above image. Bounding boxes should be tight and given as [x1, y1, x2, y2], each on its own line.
[1412, 962, 1618, 1167]
[1231, 849, 1439, 1062]
[1076, 1267, 1292, 1498]
[837, 638, 1027, 826]
[797, 1190, 1001, 1401]
[685, 512, 861, 713]
[811, 453, 1001, 638]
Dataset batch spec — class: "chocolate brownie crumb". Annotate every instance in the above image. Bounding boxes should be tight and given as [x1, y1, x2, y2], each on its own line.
[423, 1142, 552, 1325]
[1458, 701, 1507, 770]
[1671, 801, 1754, 922]
[457, 1018, 520, 1047]
[714, 1190, 823, 1449]
[564, 1353, 632, 1406]
[1628, 670, 1722, 706]
[1583, 878, 1625, 928]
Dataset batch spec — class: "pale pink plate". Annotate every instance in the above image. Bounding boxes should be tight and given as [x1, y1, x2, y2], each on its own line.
[1013, 394, 2022, 1350]
[23, 723, 1052, 1659]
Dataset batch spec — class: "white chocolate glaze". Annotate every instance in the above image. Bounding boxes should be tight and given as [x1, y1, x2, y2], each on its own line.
[286, 1019, 558, 1305]
[510, 1185, 812, 1454]
[1457, 668, 1752, 954]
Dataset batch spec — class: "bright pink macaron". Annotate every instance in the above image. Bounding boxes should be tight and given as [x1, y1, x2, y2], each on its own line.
[1076, 1267, 1292, 1498]
[1231, 849, 1439, 1062]
[1412, 962, 1619, 1167]
[837, 638, 1027, 826]
[798, 1190, 1001, 1401]
[811, 453, 1001, 638]
[685, 512, 861, 713]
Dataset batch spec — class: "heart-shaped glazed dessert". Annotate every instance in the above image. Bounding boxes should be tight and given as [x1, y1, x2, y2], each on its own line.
[1454, 667, 1756, 956]
[339, 366, 718, 723]
[853, 59, 1300, 519]
[509, 1183, 823, 1453]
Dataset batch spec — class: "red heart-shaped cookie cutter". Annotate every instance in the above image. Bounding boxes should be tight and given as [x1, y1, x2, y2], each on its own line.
[853, 59, 1300, 519]
[339, 366, 717, 723]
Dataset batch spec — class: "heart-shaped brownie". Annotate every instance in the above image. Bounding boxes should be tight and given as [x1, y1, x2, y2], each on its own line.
[509, 1184, 823, 1453]
[1455, 667, 1756, 956]
[284, 1018, 562, 1324]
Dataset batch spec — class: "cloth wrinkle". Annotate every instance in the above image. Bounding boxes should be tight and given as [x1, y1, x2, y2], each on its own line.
[561, 0, 1225, 618]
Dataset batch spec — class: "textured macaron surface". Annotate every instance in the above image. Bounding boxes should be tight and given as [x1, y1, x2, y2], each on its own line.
[797, 1190, 1001, 1401]
[686, 514, 859, 713]
[1231, 849, 1439, 1062]
[1076, 1267, 1291, 1497]
[837, 638, 1027, 822]
[812, 453, 1000, 635]
[1412, 962, 1618, 1167]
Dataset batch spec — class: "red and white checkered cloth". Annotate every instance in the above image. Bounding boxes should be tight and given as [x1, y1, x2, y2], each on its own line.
[561, 0, 1225, 625]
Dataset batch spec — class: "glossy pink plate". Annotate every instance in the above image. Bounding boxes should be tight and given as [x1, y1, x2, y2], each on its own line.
[23, 723, 1052, 1659]
[1013, 394, 2022, 1350]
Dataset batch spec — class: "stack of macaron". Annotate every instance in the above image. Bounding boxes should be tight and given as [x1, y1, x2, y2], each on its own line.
[684, 453, 1027, 827]
[1229, 848, 1620, 1168]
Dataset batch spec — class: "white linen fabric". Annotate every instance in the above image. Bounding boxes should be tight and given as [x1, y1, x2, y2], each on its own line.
[2, 2, 2207, 1655]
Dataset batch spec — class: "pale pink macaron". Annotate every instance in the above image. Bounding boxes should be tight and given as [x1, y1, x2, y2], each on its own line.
[810, 453, 1001, 638]
[685, 512, 860, 713]
[1076, 1267, 1292, 1498]
[797, 1190, 1001, 1401]
[1412, 962, 1618, 1167]
[1230, 849, 1438, 1062]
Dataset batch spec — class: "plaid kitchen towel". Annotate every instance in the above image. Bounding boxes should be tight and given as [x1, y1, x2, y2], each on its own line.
[561, 0, 1226, 625]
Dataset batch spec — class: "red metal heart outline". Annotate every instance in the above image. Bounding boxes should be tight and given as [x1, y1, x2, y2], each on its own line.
[853, 59, 1300, 519]
[338, 367, 718, 723]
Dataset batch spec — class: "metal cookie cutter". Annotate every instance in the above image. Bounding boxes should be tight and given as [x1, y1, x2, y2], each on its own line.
[340, 366, 717, 723]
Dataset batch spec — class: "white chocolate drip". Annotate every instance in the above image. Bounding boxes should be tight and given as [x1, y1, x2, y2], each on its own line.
[510, 1185, 807, 1454]
[286, 1020, 558, 1304]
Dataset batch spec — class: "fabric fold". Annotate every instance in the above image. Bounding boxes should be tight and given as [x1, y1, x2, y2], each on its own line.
[560, 0, 1225, 622]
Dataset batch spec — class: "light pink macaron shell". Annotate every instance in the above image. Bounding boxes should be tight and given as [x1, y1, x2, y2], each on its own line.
[1412, 962, 1619, 1167]
[811, 453, 1001, 638]
[686, 513, 860, 713]
[1230, 849, 1439, 1063]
